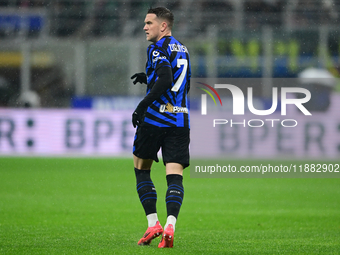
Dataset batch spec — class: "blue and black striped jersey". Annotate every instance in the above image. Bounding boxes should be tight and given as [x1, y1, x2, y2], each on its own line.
[143, 36, 191, 128]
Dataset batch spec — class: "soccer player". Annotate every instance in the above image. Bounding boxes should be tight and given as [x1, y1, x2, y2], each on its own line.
[131, 7, 191, 248]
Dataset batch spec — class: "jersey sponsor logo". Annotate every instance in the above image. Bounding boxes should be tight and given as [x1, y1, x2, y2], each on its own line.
[152, 55, 167, 63]
[169, 44, 188, 53]
[159, 103, 188, 114]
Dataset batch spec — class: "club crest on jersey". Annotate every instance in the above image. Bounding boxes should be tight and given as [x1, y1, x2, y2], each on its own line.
[160, 103, 188, 114]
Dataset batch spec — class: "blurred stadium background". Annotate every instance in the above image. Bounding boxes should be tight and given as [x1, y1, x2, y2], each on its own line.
[1, 1, 340, 254]
[0, 0, 339, 157]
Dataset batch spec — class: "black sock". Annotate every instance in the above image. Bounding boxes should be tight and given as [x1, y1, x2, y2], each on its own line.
[165, 174, 184, 218]
[135, 168, 157, 216]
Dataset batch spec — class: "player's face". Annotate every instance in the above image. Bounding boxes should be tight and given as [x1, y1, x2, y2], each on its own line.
[144, 14, 163, 43]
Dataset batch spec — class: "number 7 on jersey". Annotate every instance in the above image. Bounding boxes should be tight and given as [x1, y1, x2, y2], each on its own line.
[171, 59, 188, 92]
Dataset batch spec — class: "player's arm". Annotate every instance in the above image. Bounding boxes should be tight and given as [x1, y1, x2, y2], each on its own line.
[132, 66, 173, 127]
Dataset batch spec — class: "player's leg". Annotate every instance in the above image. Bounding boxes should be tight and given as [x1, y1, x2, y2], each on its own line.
[164, 162, 184, 232]
[158, 128, 189, 248]
[134, 155, 157, 221]
[134, 155, 158, 224]
[134, 155, 154, 170]
[158, 163, 184, 248]
[134, 156, 162, 245]
[133, 127, 163, 245]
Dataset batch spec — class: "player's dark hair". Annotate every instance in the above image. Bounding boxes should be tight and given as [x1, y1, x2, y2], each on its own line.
[147, 7, 174, 29]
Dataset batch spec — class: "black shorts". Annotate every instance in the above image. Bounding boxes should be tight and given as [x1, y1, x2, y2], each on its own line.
[133, 126, 190, 169]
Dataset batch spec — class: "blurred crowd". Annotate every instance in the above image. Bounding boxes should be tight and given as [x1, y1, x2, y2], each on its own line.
[0, 0, 338, 38]
[0, 0, 339, 108]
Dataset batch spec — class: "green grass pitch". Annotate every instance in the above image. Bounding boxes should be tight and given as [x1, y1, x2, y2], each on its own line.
[0, 157, 339, 254]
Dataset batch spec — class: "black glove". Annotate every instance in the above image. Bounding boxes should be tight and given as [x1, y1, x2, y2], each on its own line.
[132, 106, 146, 128]
[131, 72, 147, 85]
